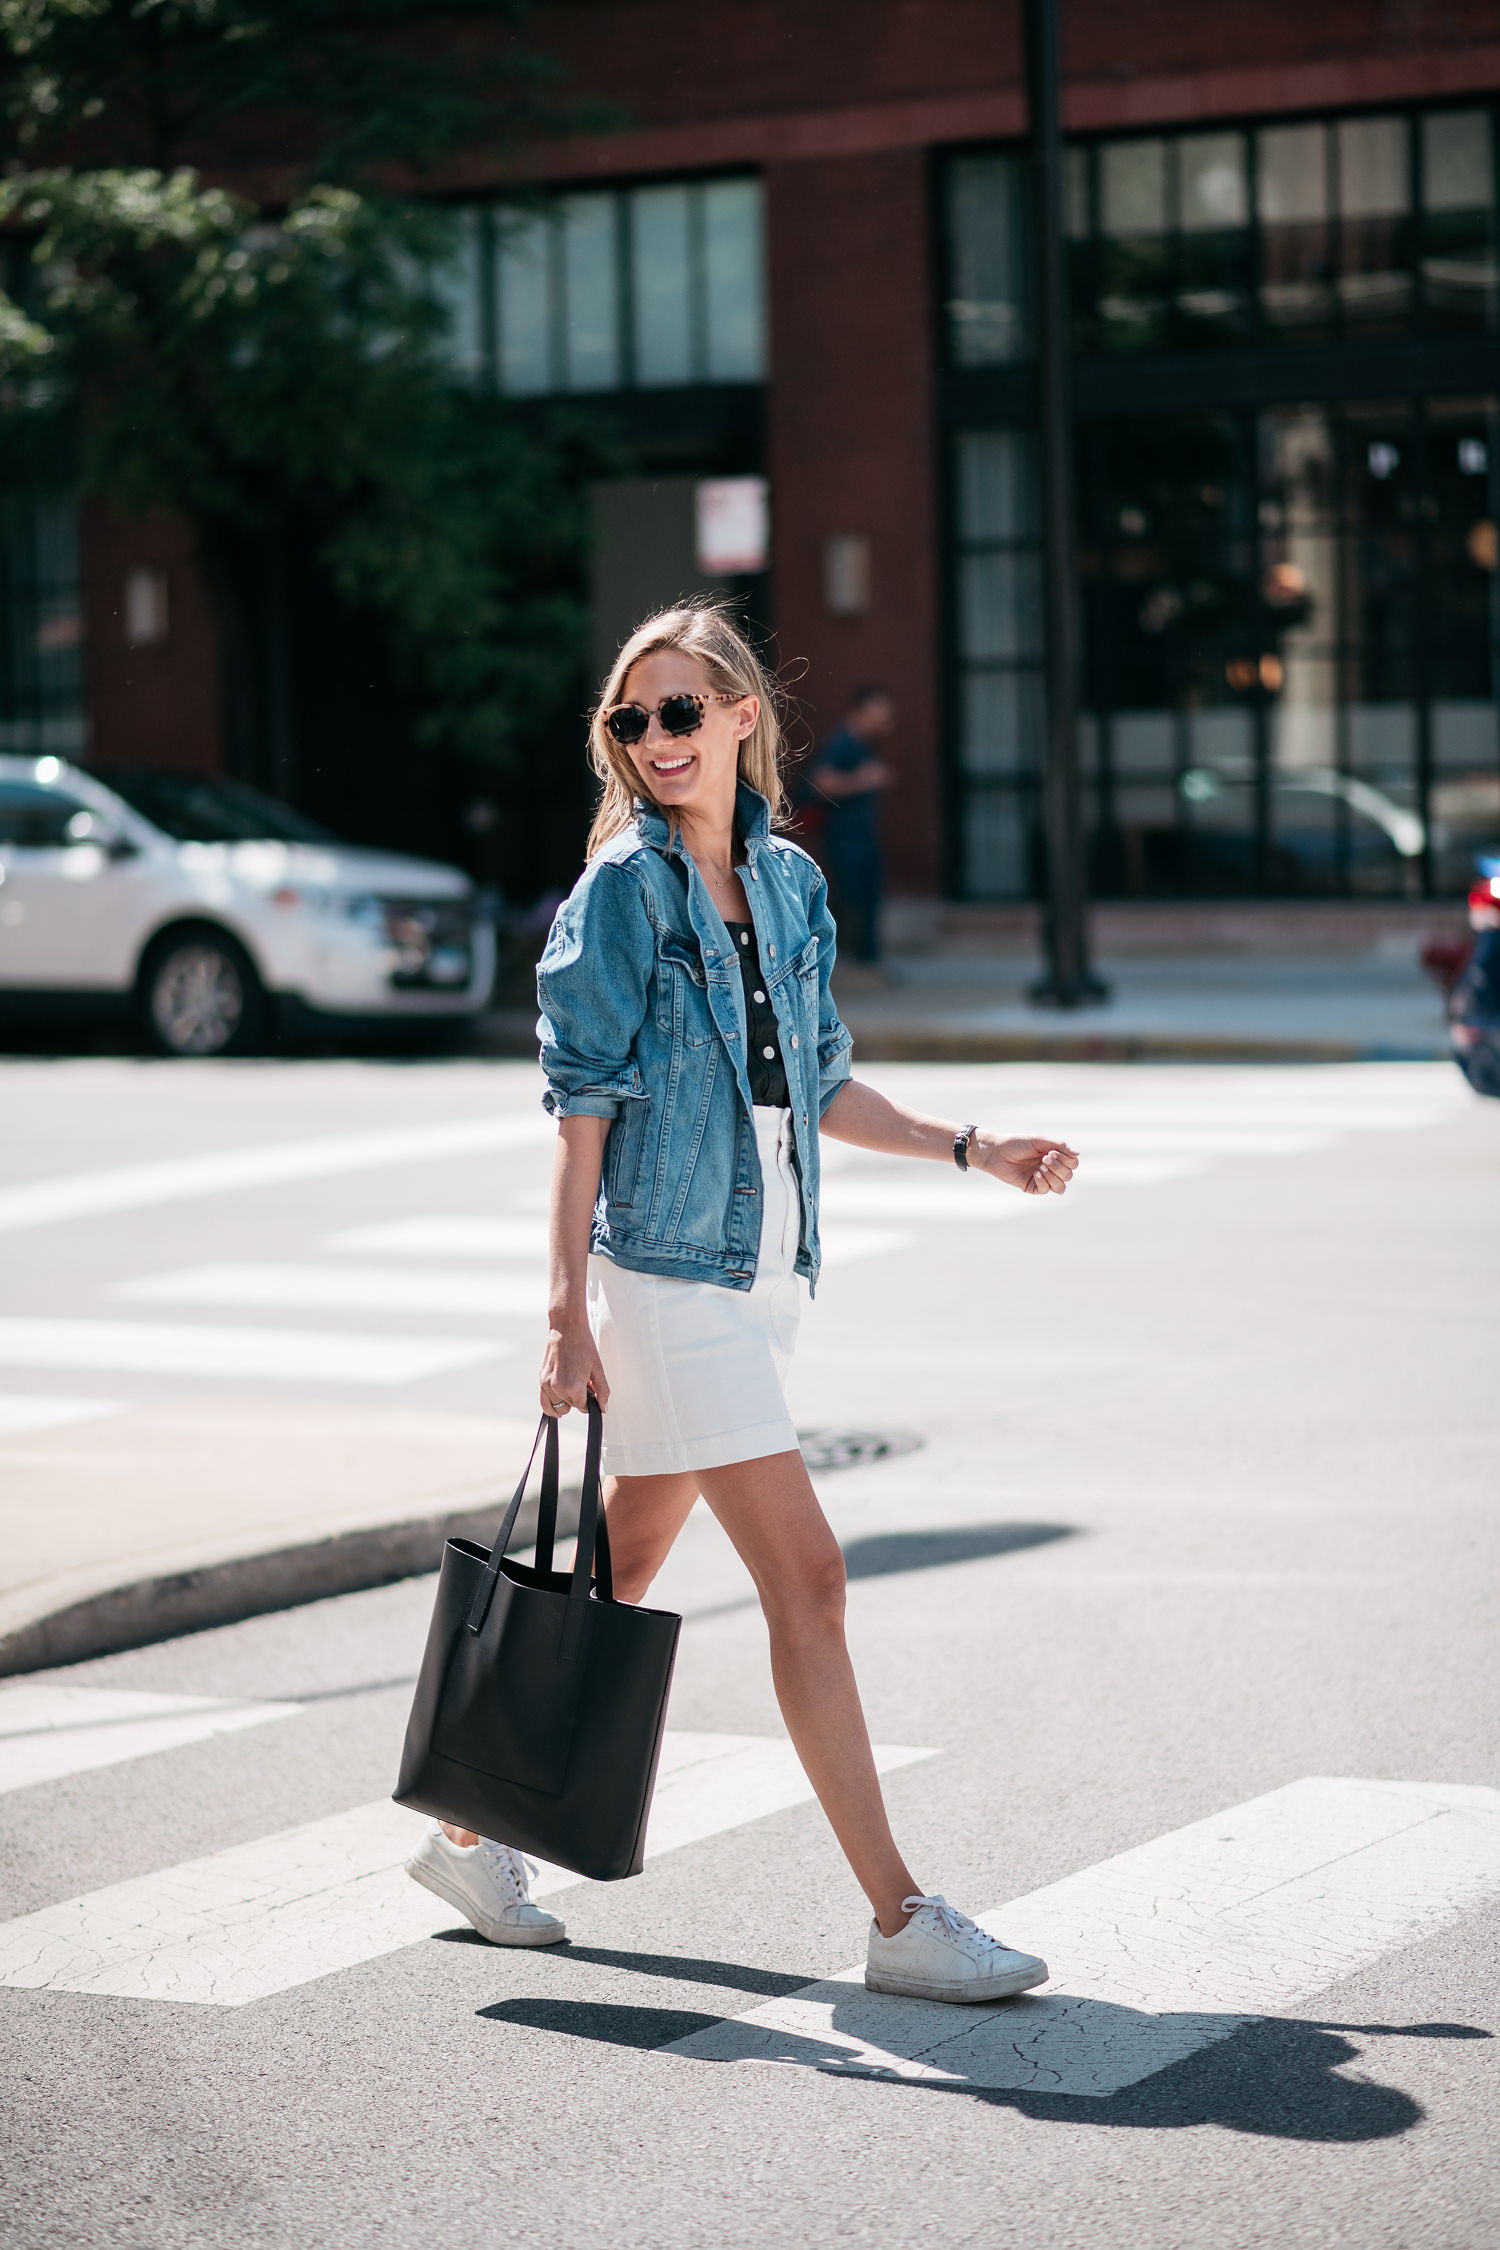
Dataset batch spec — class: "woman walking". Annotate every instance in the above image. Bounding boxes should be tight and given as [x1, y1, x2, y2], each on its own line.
[406, 603, 1078, 1999]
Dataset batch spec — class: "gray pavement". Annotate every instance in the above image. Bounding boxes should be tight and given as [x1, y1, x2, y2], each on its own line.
[1, 1053, 1498, 2248]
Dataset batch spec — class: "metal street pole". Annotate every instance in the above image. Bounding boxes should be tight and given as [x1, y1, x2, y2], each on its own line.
[1026, 0, 1107, 1007]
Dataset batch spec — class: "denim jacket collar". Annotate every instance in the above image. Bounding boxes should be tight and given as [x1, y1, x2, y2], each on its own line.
[631, 782, 773, 865]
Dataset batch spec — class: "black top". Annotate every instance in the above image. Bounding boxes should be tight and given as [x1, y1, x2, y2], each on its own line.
[721, 920, 789, 1107]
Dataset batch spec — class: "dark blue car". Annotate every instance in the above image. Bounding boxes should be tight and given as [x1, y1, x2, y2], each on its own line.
[1450, 856, 1500, 1098]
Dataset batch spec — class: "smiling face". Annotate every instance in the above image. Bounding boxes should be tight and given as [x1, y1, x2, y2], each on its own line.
[616, 649, 756, 826]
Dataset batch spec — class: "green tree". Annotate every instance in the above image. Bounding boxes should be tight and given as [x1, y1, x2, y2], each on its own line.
[0, 1, 592, 780]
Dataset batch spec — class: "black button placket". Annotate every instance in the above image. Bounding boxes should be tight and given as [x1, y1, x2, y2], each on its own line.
[741, 841, 809, 1273]
[673, 836, 759, 1284]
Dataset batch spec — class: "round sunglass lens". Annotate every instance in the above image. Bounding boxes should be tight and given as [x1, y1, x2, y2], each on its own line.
[607, 706, 648, 746]
[659, 695, 703, 737]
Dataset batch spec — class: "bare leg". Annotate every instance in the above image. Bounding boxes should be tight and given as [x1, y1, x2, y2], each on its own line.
[695, 1449, 919, 1936]
[440, 1470, 698, 1848]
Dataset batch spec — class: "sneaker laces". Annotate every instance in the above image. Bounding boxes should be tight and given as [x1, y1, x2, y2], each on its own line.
[902, 1893, 1002, 1954]
[477, 1840, 537, 1907]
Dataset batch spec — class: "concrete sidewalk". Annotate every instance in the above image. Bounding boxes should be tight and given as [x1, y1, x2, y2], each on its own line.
[481, 935, 1453, 1063]
[829, 946, 1451, 1062]
[0, 1400, 583, 1676]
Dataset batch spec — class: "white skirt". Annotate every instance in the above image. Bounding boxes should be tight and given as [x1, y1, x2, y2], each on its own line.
[586, 1105, 802, 1478]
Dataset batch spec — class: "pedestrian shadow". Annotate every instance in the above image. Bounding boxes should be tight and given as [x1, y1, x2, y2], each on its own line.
[842, 1523, 1073, 1581]
[474, 1984, 1489, 2144]
[531, 1943, 821, 1998]
[684, 1521, 1074, 1624]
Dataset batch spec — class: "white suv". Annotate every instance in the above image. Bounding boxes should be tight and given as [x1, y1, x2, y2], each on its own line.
[0, 757, 497, 1056]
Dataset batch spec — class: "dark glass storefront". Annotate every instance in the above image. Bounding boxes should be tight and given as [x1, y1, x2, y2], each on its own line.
[942, 105, 1500, 901]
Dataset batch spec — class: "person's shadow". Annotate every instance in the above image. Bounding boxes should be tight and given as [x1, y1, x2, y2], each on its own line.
[477, 1959, 1490, 2145]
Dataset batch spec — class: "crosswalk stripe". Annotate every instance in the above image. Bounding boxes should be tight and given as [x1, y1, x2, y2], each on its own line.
[664, 1777, 1500, 2093]
[0, 1319, 506, 1385]
[115, 1264, 545, 1320]
[325, 1218, 549, 1261]
[0, 1732, 933, 2008]
[0, 1393, 123, 1435]
[0, 1115, 552, 1238]
[0, 1686, 301, 1797]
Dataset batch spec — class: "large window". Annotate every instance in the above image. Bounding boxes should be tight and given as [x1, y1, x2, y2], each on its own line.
[435, 176, 766, 397]
[949, 401, 1500, 900]
[949, 430, 1044, 894]
[0, 488, 84, 758]
[945, 105, 1498, 361]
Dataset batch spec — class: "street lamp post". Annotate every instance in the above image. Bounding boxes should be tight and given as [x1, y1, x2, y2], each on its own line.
[1026, 0, 1107, 1007]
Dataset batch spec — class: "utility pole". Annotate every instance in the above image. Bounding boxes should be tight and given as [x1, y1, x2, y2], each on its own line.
[1026, 0, 1107, 1007]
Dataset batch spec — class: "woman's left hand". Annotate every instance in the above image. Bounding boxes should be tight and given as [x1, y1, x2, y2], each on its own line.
[974, 1133, 1079, 1195]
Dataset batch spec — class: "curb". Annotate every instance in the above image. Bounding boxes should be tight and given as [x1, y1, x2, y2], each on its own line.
[826, 1028, 1448, 1064]
[0, 1487, 580, 1679]
[0, 1429, 922, 1679]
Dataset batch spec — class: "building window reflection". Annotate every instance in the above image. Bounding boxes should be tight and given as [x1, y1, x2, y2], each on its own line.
[949, 399, 1498, 901]
[0, 488, 85, 759]
[946, 102, 1499, 361]
[451, 175, 765, 398]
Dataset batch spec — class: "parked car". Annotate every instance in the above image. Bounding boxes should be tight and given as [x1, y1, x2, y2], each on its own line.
[1449, 855, 1500, 1098]
[0, 758, 496, 1057]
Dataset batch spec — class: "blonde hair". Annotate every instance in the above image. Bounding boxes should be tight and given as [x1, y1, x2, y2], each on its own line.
[585, 600, 787, 860]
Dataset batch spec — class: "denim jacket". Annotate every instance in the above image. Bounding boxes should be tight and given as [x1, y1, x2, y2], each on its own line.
[536, 783, 853, 1292]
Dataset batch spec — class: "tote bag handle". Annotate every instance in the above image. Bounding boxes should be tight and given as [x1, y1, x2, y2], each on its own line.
[466, 1395, 613, 1641]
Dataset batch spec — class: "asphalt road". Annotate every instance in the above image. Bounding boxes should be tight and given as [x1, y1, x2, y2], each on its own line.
[2, 1053, 1498, 2250]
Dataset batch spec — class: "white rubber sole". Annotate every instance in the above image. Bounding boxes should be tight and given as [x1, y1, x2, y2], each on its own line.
[405, 1851, 567, 1947]
[864, 1957, 1048, 2004]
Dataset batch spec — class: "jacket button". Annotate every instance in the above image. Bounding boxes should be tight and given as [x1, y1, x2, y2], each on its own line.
[791, 1035, 798, 1049]
[769, 944, 776, 958]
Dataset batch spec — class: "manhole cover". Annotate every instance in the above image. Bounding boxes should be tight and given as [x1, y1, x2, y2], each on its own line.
[796, 1428, 924, 1474]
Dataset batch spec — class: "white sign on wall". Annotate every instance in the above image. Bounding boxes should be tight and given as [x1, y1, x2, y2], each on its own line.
[695, 477, 769, 574]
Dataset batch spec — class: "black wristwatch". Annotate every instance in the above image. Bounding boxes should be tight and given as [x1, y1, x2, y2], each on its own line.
[953, 1123, 979, 1172]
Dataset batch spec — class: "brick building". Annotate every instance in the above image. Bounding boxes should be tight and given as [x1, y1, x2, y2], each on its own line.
[9, 1, 1500, 909]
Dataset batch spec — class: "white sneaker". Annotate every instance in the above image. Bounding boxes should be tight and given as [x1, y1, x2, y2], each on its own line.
[405, 1828, 567, 1947]
[865, 1893, 1047, 2004]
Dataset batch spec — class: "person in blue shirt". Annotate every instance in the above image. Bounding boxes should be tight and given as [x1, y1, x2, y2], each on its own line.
[807, 684, 896, 966]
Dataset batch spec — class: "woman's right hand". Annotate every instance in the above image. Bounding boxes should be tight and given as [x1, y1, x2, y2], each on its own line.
[539, 1320, 609, 1417]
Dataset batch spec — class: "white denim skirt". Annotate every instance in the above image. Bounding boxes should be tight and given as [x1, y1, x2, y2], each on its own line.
[586, 1105, 802, 1478]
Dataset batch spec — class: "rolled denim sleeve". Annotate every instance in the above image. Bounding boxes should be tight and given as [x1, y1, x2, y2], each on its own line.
[535, 862, 654, 1120]
[808, 864, 854, 1117]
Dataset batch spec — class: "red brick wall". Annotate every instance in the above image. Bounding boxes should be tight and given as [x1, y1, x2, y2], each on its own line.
[82, 505, 224, 774]
[765, 148, 941, 895]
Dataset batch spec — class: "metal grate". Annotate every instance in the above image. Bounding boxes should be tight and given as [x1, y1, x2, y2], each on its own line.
[796, 1429, 924, 1474]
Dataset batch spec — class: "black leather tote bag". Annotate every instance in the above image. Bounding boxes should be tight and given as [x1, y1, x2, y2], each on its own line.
[393, 1398, 680, 1881]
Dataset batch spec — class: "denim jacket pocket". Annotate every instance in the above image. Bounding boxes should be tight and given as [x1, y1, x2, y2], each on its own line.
[653, 932, 716, 1047]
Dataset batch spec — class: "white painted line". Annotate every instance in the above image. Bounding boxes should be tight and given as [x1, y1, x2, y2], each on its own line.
[325, 1218, 548, 1261]
[820, 1181, 1043, 1223]
[0, 1733, 933, 2008]
[0, 1686, 301, 1797]
[0, 1115, 552, 1238]
[818, 1227, 915, 1265]
[0, 1319, 505, 1385]
[1042, 1128, 1335, 1155]
[665, 1778, 1500, 2094]
[1052, 1157, 1204, 1185]
[115, 1264, 545, 1320]
[0, 1393, 123, 1435]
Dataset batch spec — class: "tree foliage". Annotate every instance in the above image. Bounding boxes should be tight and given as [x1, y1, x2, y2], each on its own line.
[0, 0, 563, 182]
[0, 2, 594, 769]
